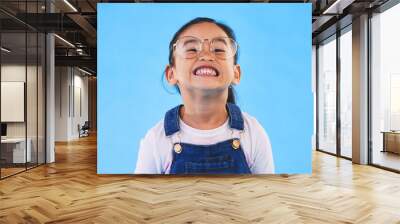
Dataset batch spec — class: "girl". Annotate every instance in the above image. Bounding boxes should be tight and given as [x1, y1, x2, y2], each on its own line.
[135, 17, 274, 174]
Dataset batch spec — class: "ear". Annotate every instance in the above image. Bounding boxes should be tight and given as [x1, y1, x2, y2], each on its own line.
[232, 64, 241, 85]
[165, 65, 177, 85]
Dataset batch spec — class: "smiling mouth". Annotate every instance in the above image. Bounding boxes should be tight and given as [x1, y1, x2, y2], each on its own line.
[193, 66, 219, 77]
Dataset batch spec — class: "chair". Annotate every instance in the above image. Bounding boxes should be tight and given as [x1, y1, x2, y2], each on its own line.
[78, 121, 90, 138]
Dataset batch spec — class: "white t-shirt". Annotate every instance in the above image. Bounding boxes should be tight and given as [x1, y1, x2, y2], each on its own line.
[135, 112, 274, 174]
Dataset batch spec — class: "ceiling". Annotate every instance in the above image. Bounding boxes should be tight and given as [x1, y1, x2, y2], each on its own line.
[0, 0, 392, 75]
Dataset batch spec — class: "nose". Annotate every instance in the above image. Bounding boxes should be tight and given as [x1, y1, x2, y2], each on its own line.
[198, 40, 215, 61]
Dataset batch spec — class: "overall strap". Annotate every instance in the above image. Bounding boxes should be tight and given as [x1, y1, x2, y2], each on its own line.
[164, 105, 181, 136]
[226, 103, 244, 131]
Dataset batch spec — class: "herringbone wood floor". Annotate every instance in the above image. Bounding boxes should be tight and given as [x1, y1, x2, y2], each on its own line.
[1, 134, 400, 224]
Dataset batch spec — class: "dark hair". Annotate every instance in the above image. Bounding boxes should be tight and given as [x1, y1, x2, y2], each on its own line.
[167, 17, 239, 104]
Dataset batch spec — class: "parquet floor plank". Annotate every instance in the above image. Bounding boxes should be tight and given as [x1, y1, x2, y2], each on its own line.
[1, 134, 399, 223]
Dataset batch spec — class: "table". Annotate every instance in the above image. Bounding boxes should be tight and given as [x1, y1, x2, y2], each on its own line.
[381, 131, 400, 154]
[1, 138, 32, 163]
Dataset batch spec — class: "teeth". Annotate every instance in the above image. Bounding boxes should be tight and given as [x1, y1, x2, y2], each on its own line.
[195, 67, 217, 76]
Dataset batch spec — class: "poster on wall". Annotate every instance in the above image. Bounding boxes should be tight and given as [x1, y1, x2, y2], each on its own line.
[98, 3, 312, 175]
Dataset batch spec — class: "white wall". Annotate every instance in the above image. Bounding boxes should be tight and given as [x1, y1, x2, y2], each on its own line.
[55, 66, 69, 141]
[1, 65, 41, 138]
[55, 67, 89, 141]
[72, 72, 89, 138]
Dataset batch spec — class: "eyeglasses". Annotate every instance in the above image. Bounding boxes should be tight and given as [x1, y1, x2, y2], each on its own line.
[173, 36, 238, 60]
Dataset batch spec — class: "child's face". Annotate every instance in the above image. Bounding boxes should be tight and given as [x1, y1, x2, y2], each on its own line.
[166, 22, 241, 96]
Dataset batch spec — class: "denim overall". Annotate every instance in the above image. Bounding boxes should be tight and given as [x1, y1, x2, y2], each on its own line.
[164, 103, 251, 174]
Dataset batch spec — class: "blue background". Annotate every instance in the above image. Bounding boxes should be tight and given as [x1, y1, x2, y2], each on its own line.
[98, 3, 312, 174]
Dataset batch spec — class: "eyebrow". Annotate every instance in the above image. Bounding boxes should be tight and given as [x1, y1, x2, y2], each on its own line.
[182, 39, 198, 46]
[213, 37, 228, 45]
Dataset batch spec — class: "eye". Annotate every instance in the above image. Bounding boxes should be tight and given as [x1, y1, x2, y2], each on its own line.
[186, 48, 198, 52]
[213, 48, 227, 55]
[214, 48, 226, 53]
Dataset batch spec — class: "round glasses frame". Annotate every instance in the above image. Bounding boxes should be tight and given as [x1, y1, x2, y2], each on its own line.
[173, 36, 238, 60]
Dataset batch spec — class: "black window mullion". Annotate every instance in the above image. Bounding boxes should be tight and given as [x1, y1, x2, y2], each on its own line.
[336, 29, 341, 157]
[25, 0, 28, 171]
[0, 23, 2, 179]
[367, 11, 373, 165]
[36, 0, 39, 167]
[316, 44, 320, 151]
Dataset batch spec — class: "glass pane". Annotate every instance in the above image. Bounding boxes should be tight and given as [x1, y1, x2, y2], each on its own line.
[318, 36, 337, 154]
[27, 0, 40, 169]
[1, 31, 27, 177]
[27, 31, 38, 169]
[371, 3, 400, 171]
[38, 32, 45, 165]
[0, 1, 46, 178]
[340, 28, 352, 158]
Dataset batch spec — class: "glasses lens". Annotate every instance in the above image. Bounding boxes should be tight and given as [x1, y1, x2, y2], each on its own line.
[175, 37, 201, 59]
[211, 37, 237, 59]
